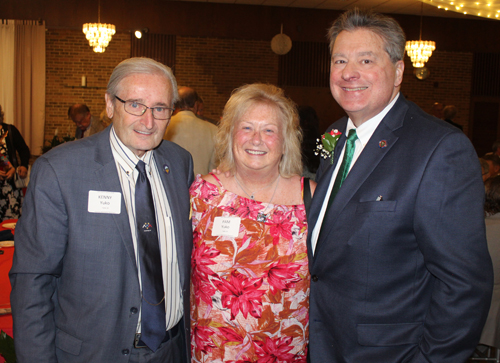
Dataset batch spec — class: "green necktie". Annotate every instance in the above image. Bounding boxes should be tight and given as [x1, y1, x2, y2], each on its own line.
[319, 128, 358, 239]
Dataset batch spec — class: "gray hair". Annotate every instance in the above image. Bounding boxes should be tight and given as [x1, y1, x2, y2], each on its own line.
[106, 57, 179, 106]
[327, 8, 406, 63]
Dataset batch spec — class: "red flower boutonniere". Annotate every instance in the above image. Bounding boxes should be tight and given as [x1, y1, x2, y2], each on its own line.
[315, 129, 342, 164]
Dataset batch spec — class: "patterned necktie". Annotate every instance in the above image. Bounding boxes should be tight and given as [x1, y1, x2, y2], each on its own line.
[135, 160, 165, 351]
[319, 129, 358, 239]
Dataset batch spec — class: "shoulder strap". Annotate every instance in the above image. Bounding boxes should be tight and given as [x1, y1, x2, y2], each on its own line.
[303, 177, 312, 218]
[209, 172, 224, 187]
[6, 124, 17, 168]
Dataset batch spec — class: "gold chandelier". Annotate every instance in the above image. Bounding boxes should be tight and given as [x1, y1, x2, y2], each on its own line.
[82, 0, 115, 53]
[405, 3, 436, 68]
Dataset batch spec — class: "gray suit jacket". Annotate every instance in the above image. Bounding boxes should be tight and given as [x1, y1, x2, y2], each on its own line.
[10, 126, 194, 362]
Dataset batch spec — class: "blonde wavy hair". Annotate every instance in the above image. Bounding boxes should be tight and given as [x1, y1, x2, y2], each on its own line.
[216, 83, 302, 178]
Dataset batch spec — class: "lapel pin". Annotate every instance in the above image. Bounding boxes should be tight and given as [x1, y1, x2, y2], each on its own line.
[379, 140, 387, 148]
[164, 165, 170, 174]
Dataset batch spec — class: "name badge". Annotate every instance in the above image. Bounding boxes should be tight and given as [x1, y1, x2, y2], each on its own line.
[88, 190, 121, 214]
[212, 217, 240, 237]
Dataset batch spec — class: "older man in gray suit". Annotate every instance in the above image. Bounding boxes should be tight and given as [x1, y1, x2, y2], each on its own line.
[10, 57, 194, 363]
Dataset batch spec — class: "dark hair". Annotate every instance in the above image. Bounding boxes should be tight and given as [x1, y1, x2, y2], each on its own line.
[443, 105, 457, 120]
[68, 104, 90, 118]
[298, 105, 320, 173]
[0, 104, 3, 124]
[327, 8, 406, 63]
[492, 140, 500, 153]
[485, 175, 500, 216]
[483, 153, 500, 167]
[175, 87, 199, 110]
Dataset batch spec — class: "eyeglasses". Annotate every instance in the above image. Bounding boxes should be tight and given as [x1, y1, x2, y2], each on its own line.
[115, 96, 174, 120]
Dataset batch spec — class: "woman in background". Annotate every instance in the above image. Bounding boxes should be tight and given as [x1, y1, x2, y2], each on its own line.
[0, 104, 30, 220]
[479, 176, 500, 352]
[189, 83, 315, 362]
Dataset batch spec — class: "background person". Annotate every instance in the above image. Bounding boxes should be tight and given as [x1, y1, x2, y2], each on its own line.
[10, 58, 194, 363]
[0, 104, 30, 220]
[307, 8, 493, 363]
[479, 176, 500, 354]
[190, 83, 315, 362]
[164, 87, 218, 176]
[68, 103, 107, 139]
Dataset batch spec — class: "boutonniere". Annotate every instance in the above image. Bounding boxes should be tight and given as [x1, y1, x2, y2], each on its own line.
[315, 129, 342, 164]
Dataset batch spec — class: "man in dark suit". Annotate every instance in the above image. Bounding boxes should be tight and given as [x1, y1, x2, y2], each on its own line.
[307, 9, 493, 363]
[10, 58, 194, 363]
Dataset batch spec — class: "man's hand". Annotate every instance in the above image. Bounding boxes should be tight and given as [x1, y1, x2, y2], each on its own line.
[211, 168, 231, 177]
[17, 166, 28, 179]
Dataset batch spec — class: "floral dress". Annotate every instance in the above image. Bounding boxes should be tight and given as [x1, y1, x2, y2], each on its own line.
[190, 174, 310, 363]
[0, 128, 22, 220]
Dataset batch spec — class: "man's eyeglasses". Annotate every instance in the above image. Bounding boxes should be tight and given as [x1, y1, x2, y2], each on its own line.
[115, 96, 174, 120]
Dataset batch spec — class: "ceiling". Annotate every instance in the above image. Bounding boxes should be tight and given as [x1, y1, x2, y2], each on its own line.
[174, 0, 498, 20]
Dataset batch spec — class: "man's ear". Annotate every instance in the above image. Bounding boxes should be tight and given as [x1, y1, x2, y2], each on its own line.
[105, 94, 114, 120]
[394, 60, 404, 88]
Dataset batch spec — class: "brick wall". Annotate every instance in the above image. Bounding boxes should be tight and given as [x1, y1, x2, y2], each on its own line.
[402, 50, 473, 134]
[45, 29, 130, 150]
[175, 36, 279, 122]
[45, 30, 473, 150]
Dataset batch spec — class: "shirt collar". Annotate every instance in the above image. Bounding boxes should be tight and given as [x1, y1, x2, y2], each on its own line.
[346, 92, 400, 147]
[109, 126, 153, 173]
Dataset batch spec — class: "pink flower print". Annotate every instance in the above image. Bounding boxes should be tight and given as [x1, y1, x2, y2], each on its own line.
[191, 242, 220, 305]
[268, 210, 294, 245]
[192, 242, 220, 279]
[266, 261, 302, 294]
[199, 179, 219, 201]
[232, 198, 263, 219]
[192, 323, 217, 354]
[254, 336, 295, 362]
[213, 270, 265, 320]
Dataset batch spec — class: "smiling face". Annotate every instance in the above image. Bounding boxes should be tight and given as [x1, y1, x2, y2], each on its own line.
[232, 102, 284, 175]
[105, 73, 173, 157]
[330, 28, 404, 126]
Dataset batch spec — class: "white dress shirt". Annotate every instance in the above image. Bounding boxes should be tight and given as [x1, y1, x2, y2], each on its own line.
[109, 127, 182, 332]
[311, 93, 400, 253]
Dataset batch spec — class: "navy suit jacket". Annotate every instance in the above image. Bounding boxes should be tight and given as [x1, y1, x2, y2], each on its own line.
[307, 94, 493, 363]
[10, 126, 194, 362]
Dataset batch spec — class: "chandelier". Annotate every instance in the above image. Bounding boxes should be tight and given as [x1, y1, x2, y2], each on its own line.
[82, 0, 115, 53]
[405, 3, 436, 68]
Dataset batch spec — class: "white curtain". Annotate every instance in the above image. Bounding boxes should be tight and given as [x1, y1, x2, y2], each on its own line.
[0, 19, 45, 156]
[0, 20, 15, 128]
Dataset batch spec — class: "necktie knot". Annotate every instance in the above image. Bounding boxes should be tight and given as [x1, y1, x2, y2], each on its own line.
[347, 128, 358, 143]
[136, 160, 147, 175]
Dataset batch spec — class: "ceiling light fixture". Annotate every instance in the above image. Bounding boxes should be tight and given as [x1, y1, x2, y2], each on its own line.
[405, 2, 436, 68]
[271, 24, 292, 55]
[423, 0, 500, 19]
[134, 28, 149, 39]
[82, 0, 116, 53]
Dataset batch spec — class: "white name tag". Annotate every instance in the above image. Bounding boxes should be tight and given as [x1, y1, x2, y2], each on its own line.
[212, 217, 240, 237]
[88, 190, 121, 214]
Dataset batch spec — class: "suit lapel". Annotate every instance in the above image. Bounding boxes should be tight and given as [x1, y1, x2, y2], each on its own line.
[312, 96, 409, 257]
[93, 128, 137, 271]
[306, 119, 348, 259]
[153, 147, 189, 288]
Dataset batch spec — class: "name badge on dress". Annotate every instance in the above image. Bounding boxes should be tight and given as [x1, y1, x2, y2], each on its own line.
[88, 190, 121, 214]
[212, 217, 241, 237]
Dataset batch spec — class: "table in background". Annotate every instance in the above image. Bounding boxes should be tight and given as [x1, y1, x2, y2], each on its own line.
[0, 219, 17, 344]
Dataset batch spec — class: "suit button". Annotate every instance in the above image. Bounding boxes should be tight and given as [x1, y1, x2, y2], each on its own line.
[130, 307, 138, 314]
[122, 349, 130, 355]
[312, 275, 318, 282]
